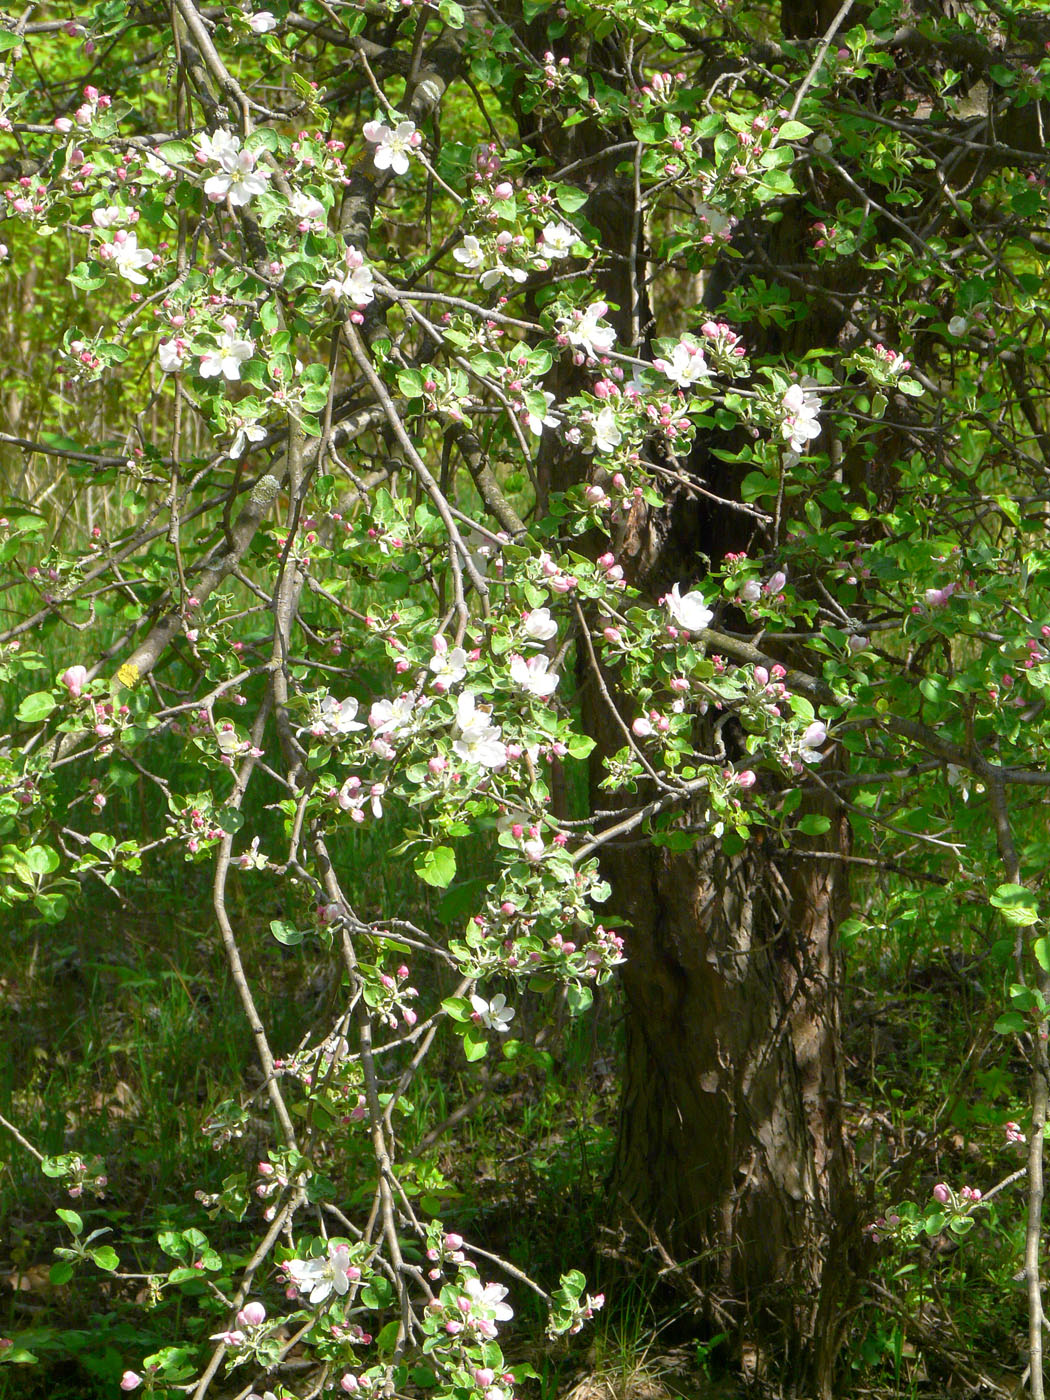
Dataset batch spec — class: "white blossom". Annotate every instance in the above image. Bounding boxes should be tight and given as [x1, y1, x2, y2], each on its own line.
[429, 646, 468, 688]
[248, 9, 277, 32]
[198, 320, 254, 380]
[158, 338, 187, 373]
[287, 1241, 355, 1306]
[462, 1276, 514, 1320]
[369, 693, 417, 736]
[320, 246, 374, 306]
[664, 583, 713, 632]
[566, 302, 616, 360]
[109, 232, 153, 285]
[696, 202, 732, 236]
[204, 147, 270, 207]
[316, 695, 366, 738]
[195, 129, 241, 165]
[91, 204, 128, 228]
[363, 118, 417, 176]
[780, 381, 821, 454]
[228, 421, 266, 459]
[799, 719, 827, 764]
[453, 691, 507, 770]
[453, 235, 485, 271]
[509, 653, 559, 698]
[522, 607, 557, 642]
[592, 405, 622, 454]
[657, 337, 711, 389]
[470, 994, 516, 1033]
[479, 259, 527, 290]
[541, 220, 576, 258]
[288, 189, 326, 227]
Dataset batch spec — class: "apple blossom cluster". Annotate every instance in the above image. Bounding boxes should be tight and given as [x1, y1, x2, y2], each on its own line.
[866, 1180, 987, 1247]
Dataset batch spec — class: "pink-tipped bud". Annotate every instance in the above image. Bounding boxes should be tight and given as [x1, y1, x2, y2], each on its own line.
[62, 664, 89, 697]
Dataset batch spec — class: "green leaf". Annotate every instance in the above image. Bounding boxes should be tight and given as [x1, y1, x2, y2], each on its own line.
[566, 734, 595, 759]
[462, 1024, 489, 1061]
[1035, 938, 1050, 973]
[16, 692, 56, 724]
[91, 1246, 119, 1272]
[155, 139, 195, 165]
[270, 919, 305, 946]
[49, 1260, 75, 1286]
[24, 845, 59, 875]
[0, 31, 24, 53]
[57, 1208, 83, 1236]
[777, 120, 812, 140]
[415, 845, 456, 888]
[397, 369, 423, 399]
[990, 883, 1039, 927]
[554, 183, 589, 213]
[994, 1012, 1026, 1035]
[797, 815, 831, 836]
[375, 1320, 401, 1358]
[565, 984, 593, 1015]
[441, 996, 472, 1022]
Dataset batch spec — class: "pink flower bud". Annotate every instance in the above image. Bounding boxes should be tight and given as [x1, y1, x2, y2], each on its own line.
[62, 664, 88, 696]
[237, 1301, 266, 1327]
[932, 1182, 951, 1204]
[120, 1374, 143, 1392]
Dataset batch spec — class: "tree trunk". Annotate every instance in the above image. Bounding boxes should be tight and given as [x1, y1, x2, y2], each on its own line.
[607, 787, 857, 1391]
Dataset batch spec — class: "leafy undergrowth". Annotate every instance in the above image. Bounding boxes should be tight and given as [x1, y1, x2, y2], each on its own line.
[0, 881, 1032, 1399]
[844, 943, 1031, 1397]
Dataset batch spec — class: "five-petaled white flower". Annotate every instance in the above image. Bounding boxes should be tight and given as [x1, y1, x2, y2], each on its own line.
[664, 583, 713, 633]
[470, 994, 516, 1034]
[566, 302, 616, 360]
[429, 646, 468, 688]
[657, 337, 711, 389]
[509, 653, 559, 698]
[541, 220, 576, 258]
[592, 405, 622, 455]
[228, 421, 266, 459]
[453, 691, 507, 770]
[317, 695, 367, 737]
[198, 319, 255, 380]
[780, 381, 821, 454]
[523, 607, 557, 642]
[369, 693, 417, 736]
[109, 231, 153, 285]
[320, 246, 374, 306]
[287, 1241, 355, 1306]
[248, 9, 277, 32]
[453, 235, 485, 271]
[204, 147, 270, 208]
[363, 118, 418, 176]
